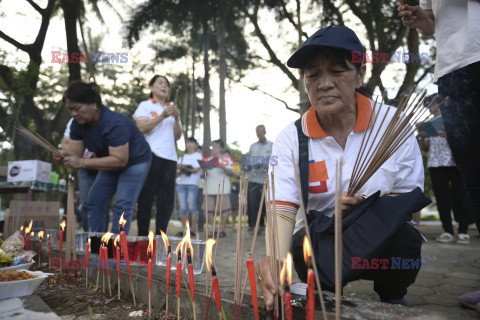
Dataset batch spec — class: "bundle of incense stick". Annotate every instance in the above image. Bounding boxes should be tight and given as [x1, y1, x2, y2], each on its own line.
[347, 92, 445, 196]
[234, 176, 248, 320]
[15, 126, 62, 156]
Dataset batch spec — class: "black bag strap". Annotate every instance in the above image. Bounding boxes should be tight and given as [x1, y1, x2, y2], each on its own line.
[294, 118, 309, 211]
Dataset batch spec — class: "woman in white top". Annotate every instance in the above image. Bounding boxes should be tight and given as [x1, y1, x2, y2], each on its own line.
[133, 75, 182, 236]
[203, 139, 234, 238]
[417, 94, 472, 244]
[176, 137, 202, 236]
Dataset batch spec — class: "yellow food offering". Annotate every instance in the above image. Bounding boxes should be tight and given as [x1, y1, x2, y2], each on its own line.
[0, 270, 37, 282]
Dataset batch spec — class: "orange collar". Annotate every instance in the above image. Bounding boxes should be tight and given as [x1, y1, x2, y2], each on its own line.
[149, 98, 170, 106]
[301, 92, 373, 138]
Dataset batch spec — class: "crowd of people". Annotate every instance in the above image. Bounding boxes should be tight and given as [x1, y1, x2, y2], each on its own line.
[51, 0, 480, 313]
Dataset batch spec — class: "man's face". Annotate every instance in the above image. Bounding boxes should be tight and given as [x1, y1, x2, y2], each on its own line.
[256, 126, 266, 142]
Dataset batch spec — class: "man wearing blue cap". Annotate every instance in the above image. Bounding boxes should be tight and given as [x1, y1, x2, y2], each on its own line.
[257, 25, 428, 310]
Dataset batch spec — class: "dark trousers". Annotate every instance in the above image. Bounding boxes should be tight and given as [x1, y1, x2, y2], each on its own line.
[137, 154, 177, 236]
[430, 167, 471, 234]
[291, 223, 423, 301]
[197, 187, 205, 232]
[438, 61, 480, 233]
[247, 182, 266, 228]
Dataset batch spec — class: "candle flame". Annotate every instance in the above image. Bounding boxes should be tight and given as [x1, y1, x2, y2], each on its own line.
[28, 219, 33, 230]
[101, 231, 114, 244]
[47, 234, 50, 240]
[303, 236, 312, 266]
[60, 220, 66, 231]
[20, 226, 24, 232]
[185, 220, 193, 257]
[39, 231, 44, 240]
[147, 231, 154, 256]
[160, 230, 170, 254]
[119, 212, 126, 228]
[88, 238, 91, 245]
[280, 252, 292, 287]
[113, 235, 119, 247]
[205, 239, 216, 272]
[30, 231, 34, 238]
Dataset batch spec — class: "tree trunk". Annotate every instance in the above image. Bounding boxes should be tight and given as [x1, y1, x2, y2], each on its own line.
[184, 69, 190, 142]
[202, 20, 211, 155]
[191, 54, 197, 138]
[61, 0, 82, 82]
[218, 23, 227, 143]
[395, 28, 420, 99]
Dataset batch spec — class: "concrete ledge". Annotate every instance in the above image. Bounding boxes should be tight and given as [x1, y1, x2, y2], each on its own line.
[0, 295, 61, 320]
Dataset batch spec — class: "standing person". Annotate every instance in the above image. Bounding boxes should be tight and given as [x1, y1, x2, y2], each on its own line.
[224, 149, 241, 231]
[246, 125, 273, 231]
[62, 118, 99, 232]
[133, 75, 182, 235]
[176, 137, 202, 237]
[54, 81, 152, 234]
[417, 94, 472, 244]
[196, 145, 206, 233]
[203, 139, 234, 238]
[399, 2, 480, 310]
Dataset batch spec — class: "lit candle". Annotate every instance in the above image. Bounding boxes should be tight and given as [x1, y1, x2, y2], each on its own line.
[147, 231, 154, 316]
[119, 213, 136, 306]
[59, 220, 66, 273]
[160, 231, 171, 317]
[86, 238, 90, 288]
[175, 238, 184, 320]
[280, 253, 293, 320]
[30, 231, 34, 251]
[114, 235, 121, 300]
[38, 231, 44, 267]
[304, 237, 315, 320]
[206, 239, 222, 320]
[101, 232, 113, 297]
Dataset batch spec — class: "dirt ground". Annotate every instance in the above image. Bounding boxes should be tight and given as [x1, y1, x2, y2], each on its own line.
[34, 264, 181, 320]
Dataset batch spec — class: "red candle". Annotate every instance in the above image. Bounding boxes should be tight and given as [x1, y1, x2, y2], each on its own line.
[161, 229, 171, 318]
[115, 237, 121, 300]
[304, 237, 315, 320]
[59, 220, 66, 264]
[119, 213, 136, 306]
[280, 253, 293, 320]
[187, 247, 195, 302]
[86, 238, 90, 287]
[48, 234, 51, 269]
[211, 268, 222, 314]
[246, 257, 259, 320]
[38, 231, 44, 267]
[176, 249, 182, 298]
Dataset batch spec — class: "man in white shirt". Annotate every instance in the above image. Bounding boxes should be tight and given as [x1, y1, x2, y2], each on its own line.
[399, 1, 480, 311]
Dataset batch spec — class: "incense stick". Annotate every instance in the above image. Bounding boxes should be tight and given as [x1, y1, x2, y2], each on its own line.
[291, 153, 328, 320]
[270, 171, 284, 320]
[334, 160, 343, 320]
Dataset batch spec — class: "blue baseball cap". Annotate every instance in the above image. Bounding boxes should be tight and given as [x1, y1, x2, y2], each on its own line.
[287, 26, 364, 68]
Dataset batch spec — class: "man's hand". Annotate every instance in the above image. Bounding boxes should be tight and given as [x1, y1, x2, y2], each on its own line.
[257, 256, 282, 311]
[398, 5, 435, 35]
[63, 155, 86, 170]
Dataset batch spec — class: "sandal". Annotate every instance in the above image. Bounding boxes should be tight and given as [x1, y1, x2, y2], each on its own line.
[436, 232, 455, 243]
[457, 233, 470, 245]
